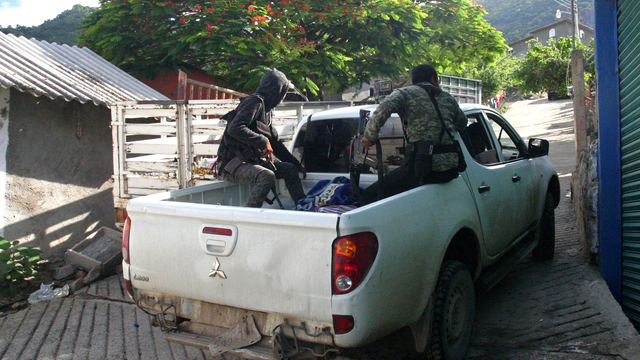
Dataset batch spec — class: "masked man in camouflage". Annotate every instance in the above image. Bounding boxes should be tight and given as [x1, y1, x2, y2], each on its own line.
[217, 69, 306, 208]
[361, 64, 467, 203]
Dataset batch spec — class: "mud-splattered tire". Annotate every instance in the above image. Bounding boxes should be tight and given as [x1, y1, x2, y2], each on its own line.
[424, 261, 475, 360]
[532, 192, 555, 260]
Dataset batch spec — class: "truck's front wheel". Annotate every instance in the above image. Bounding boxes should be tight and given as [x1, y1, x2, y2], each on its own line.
[532, 192, 555, 260]
[424, 261, 474, 360]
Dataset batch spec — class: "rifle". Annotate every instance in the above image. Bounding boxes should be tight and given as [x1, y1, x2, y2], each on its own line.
[263, 160, 285, 209]
[349, 109, 385, 202]
[349, 110, 371, 201]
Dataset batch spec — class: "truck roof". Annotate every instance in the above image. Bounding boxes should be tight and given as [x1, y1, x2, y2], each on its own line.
[304, 103, 490, 122]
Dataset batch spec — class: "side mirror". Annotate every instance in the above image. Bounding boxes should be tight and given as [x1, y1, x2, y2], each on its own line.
[528, 138, 549, 157]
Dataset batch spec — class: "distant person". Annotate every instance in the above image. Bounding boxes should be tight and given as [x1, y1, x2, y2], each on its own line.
[217, 69, 306, 207]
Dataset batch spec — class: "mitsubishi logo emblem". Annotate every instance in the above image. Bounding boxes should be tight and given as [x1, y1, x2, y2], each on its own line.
[209, 258, 227, 279]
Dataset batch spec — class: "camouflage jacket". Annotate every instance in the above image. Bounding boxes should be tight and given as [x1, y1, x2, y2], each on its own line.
[364, 83, 467, 172]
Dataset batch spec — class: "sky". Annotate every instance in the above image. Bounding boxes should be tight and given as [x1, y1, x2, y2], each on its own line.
[0, 0, 100, 27]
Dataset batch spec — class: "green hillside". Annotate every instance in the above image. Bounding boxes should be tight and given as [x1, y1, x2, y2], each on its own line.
[476, 0, 595, 44]
[0, 5, 95, 46]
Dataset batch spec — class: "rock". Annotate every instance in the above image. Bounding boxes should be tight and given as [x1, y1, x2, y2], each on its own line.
[11, 300, 26, 310]
[53, 264, 77, 281]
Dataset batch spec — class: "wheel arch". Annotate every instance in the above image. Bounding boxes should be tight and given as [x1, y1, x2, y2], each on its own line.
[443, 227, 482, 280]
[548, 174, 560, 208]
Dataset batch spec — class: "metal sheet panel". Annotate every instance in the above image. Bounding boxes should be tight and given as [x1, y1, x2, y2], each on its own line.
[0, 32, 169, 106]
[618, 0, 640, 325]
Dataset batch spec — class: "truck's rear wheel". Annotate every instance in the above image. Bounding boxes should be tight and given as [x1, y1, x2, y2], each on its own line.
[424, 261, 474, 360]
[532, 192, 555, 260]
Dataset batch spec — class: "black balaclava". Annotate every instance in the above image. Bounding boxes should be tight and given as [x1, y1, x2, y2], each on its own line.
[254, 68, 291, 112]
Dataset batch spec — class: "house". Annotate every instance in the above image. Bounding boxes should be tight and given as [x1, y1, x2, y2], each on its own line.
[594, 0, 640, 327]
[0, 32, 169, 258]
[508, 19, 595, 57]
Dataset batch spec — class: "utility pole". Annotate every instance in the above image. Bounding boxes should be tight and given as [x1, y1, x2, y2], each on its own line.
[571, 0, 579, 48]
[555, 0, 580, 49]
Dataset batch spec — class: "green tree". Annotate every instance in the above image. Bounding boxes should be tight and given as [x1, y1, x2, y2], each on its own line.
[79, 0, 507, 97]
[513, 36, 583, 97]
[457, 54, 520, 103]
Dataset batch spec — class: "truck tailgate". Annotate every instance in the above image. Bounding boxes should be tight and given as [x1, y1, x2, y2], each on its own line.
[127, 199, 338, 323]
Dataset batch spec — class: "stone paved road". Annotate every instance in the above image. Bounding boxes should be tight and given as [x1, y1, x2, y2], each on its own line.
[0, 275, 220, 360]
[467, 98, 640, 359]
[1, 99, 639, 360]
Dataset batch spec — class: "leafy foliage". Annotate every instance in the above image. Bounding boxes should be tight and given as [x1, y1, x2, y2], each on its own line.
[476, 0, 595, 44]
[0, 5, 95, 46]
[513, 36, 584, 97]
[456, 54, 520, 102]
[0, 238, 43, 295]
[79, 0, 507, 97]
[584, 38, 595, 82]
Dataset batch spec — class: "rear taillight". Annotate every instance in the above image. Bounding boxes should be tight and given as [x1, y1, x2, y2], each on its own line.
[122, 217, 131, 263]
[333, 315, 354, 334]
[122, 216, 133, 299]
[332, 232, 378, 295]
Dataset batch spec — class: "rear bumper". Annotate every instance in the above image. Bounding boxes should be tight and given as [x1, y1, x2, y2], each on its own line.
[132, 288, 337, 349]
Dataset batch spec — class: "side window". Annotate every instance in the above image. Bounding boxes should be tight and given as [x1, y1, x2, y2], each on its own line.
[485, 113, 526, 162]
[463, 113, 499, 165]
[549, 28, 556, 38]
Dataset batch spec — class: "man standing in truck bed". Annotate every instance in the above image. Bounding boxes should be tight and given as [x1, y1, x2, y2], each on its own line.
[217, 69, 306, 208]
[362, 64, 467, 203]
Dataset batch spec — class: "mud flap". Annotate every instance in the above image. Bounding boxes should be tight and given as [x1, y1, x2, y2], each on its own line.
[410, 296, 434, 353]
[208, 315, 262, 357]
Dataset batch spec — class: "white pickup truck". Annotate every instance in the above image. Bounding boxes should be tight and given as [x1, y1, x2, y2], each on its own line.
[122, 103, 559, 360]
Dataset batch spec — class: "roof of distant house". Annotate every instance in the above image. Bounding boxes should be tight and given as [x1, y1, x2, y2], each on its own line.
[508, 19, 595, 47]
[0, 32, 169, 107]
[530, 18, 594, 33]
[509, 35, 535, 47]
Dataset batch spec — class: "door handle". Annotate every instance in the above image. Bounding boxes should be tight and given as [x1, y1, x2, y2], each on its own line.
[512, 175, 521, 182]
[478, 185, 491, 193]
[200, 224, 238, 256]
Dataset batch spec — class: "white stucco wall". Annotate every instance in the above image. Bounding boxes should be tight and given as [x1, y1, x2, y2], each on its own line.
[0, 87, 8, 237]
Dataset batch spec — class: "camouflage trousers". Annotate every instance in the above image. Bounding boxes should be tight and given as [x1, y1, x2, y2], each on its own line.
[221, 159, 305, 208]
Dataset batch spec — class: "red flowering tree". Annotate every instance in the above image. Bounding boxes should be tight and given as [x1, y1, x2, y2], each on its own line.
[80, 0, 506, 97]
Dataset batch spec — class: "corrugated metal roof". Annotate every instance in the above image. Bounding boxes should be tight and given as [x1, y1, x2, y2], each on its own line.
[0, 32, 169, 106]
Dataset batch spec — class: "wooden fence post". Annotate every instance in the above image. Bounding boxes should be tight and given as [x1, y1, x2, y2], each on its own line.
[177, 70, 187, 101]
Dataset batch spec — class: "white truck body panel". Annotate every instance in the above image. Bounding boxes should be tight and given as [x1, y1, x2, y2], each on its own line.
[127, 183, 339, 322]
[331, 176, 483, 346]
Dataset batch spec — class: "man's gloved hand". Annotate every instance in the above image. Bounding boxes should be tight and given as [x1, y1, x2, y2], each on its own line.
[261, 142, 274, 162]
[298, 165, 307, 179]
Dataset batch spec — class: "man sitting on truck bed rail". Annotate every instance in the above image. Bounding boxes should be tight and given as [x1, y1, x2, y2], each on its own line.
[361, 64, 467, 204]
[217, 69, 307, 208]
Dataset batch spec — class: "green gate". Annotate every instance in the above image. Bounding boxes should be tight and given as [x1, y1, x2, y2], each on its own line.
[618, 0, 640, 325]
